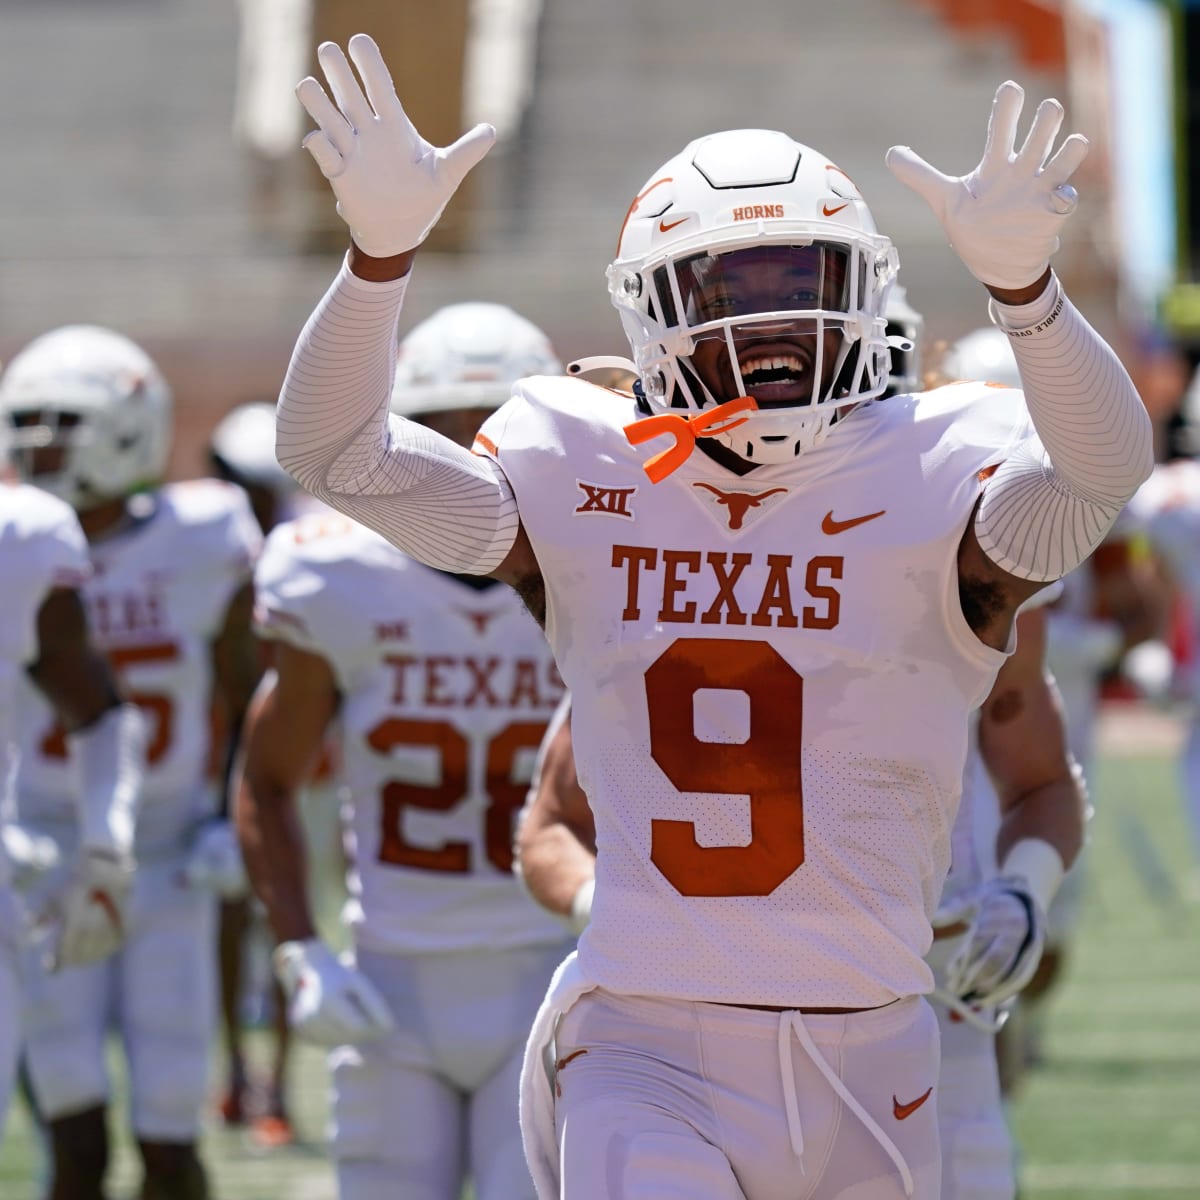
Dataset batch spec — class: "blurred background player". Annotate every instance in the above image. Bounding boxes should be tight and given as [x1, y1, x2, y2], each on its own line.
[1123, 372, 1200, 892]
[237, 302, 575, 1200]
[0, 414, 147, 1140]
[940, 325, 1163, 1088]
[0, 325, 263, 1200]
[926, 596, 1082, 1200]
[206, 400, 343, 1146]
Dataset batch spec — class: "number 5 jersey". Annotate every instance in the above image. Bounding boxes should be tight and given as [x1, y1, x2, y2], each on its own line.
[11, 480, 262, 861]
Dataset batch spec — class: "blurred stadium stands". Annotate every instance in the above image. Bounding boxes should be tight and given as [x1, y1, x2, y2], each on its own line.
[0, 0, 1100, 479]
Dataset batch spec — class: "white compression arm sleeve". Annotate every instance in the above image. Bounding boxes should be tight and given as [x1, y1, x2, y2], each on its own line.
[68, 703, 146, 857]
[276, 258, 520, 575]
[976, 276, 1154, 581]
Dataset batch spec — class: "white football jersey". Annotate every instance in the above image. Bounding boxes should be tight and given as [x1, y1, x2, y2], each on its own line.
[12, 481, 261, 859]
[254, 513, 568, 954]
[0, 484, 91, 888]
[475, 376, 1034, 1007]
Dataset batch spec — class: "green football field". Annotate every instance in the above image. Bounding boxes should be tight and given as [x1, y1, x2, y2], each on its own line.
[2, 720, 1198, 1199]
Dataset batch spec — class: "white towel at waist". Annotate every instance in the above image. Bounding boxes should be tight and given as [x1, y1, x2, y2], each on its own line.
[519, 949, 597, 1200]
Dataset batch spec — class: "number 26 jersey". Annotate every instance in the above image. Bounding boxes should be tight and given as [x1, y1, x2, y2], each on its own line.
[254, 514, 568, 955]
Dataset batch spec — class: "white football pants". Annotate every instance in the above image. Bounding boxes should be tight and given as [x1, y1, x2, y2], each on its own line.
[552, 989, 941, 1200]
[332, 939, 571, 1200]
[21, 859, 217, 1140]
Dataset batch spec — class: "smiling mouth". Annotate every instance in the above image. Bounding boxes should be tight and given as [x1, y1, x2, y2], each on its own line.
[736, 347, 815, 405]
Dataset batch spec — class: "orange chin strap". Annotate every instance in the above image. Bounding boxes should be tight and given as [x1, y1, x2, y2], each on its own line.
[624, 396, 758, 483]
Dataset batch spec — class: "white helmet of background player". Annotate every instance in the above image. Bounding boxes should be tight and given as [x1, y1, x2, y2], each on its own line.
[390, 302, 562, 418]
[940, 325, 1021, 389]
[608, 129, 899, 464]
[209, 401, 297, 498]
[882, 285, 924, 398]
[0, 325, 172, 510]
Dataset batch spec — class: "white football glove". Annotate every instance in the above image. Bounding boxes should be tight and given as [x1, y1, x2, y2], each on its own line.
[938, 874, 1046, 1008]
[296, 33, 496, 256]
[273, 938, 395, 1046]
[886, 80, 1089, 290]
[180, 820, 248, 900]
[37, 847, 133, 971]
[1, 824, 61, 891]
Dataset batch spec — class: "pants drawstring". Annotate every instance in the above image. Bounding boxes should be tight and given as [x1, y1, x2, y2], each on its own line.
[777, 1010, 916, 1198]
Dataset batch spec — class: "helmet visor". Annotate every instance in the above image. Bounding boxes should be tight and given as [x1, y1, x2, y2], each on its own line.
[653, 243, 851, 330]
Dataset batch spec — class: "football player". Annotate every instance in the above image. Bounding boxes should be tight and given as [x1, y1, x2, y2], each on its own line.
[276, 36, 1151, 1199]
[941, 325, 1164, 1089]
[0, 326, 263, 1200]
[1121, 385, 1200, 871]
[0, 418, 147, 1138]
[237, 302, 574, 1200]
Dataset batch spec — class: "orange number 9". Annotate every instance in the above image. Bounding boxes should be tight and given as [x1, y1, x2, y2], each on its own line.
[645, 638, 805, 897]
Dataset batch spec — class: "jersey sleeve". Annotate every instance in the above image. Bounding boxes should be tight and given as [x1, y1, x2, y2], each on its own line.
[28, 499, 91, 595]
[253, 521, 328, 654]
[253, 516, 371, 689]
[7, 490, 92, 666]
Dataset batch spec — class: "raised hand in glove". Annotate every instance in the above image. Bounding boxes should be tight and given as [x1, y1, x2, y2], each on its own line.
[273, 938, 395, 1046]
[937, 874, 1046, 1008]
[37, 847, 133, 971]
[296, 32, 496, 257]
[180, 820, 248, 900]
[887, 80, 1089, 291]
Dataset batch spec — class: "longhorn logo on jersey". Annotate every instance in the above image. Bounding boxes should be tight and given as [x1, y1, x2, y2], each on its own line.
[575, 480, 637, 519]
[691, 482, 789, 532]
[456, 608, 501, 636]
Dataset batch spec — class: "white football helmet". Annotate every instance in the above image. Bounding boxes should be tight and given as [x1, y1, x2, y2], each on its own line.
[0, 325, 172, 510]
[390, 302, 562, 418]
[209, 401, 297, 497]
[940, 326, 1021, 389]
[882, 285, 924, 398]
[608, 129, 899, 464]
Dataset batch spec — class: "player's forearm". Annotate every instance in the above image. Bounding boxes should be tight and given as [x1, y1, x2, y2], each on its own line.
[276, 255, 409, 499]
[517, 825, 596, 921]
[997, 769, 1086, 874]
[977, 277, 1154, 580]
[234, 777, 316, 943]
[998, 277, 1152, 503]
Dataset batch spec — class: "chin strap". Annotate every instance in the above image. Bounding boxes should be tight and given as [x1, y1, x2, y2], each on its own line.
[624, 396, 758, 483]
[567, 355, 639, 377]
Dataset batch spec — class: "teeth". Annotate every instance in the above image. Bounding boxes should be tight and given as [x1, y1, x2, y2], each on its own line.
[740, 353, 806, 379]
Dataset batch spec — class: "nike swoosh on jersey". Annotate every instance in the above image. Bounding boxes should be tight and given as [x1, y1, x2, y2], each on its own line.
[821, 509, 886, 535]
[893, 1087, 933, 1120]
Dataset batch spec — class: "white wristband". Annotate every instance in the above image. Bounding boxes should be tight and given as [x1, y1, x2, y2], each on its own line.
[1000, 838, 1065, 914]
[568, 877, 595, 936]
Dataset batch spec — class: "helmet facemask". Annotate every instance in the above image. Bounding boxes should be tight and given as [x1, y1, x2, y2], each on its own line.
[608, 129, 901, 469]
